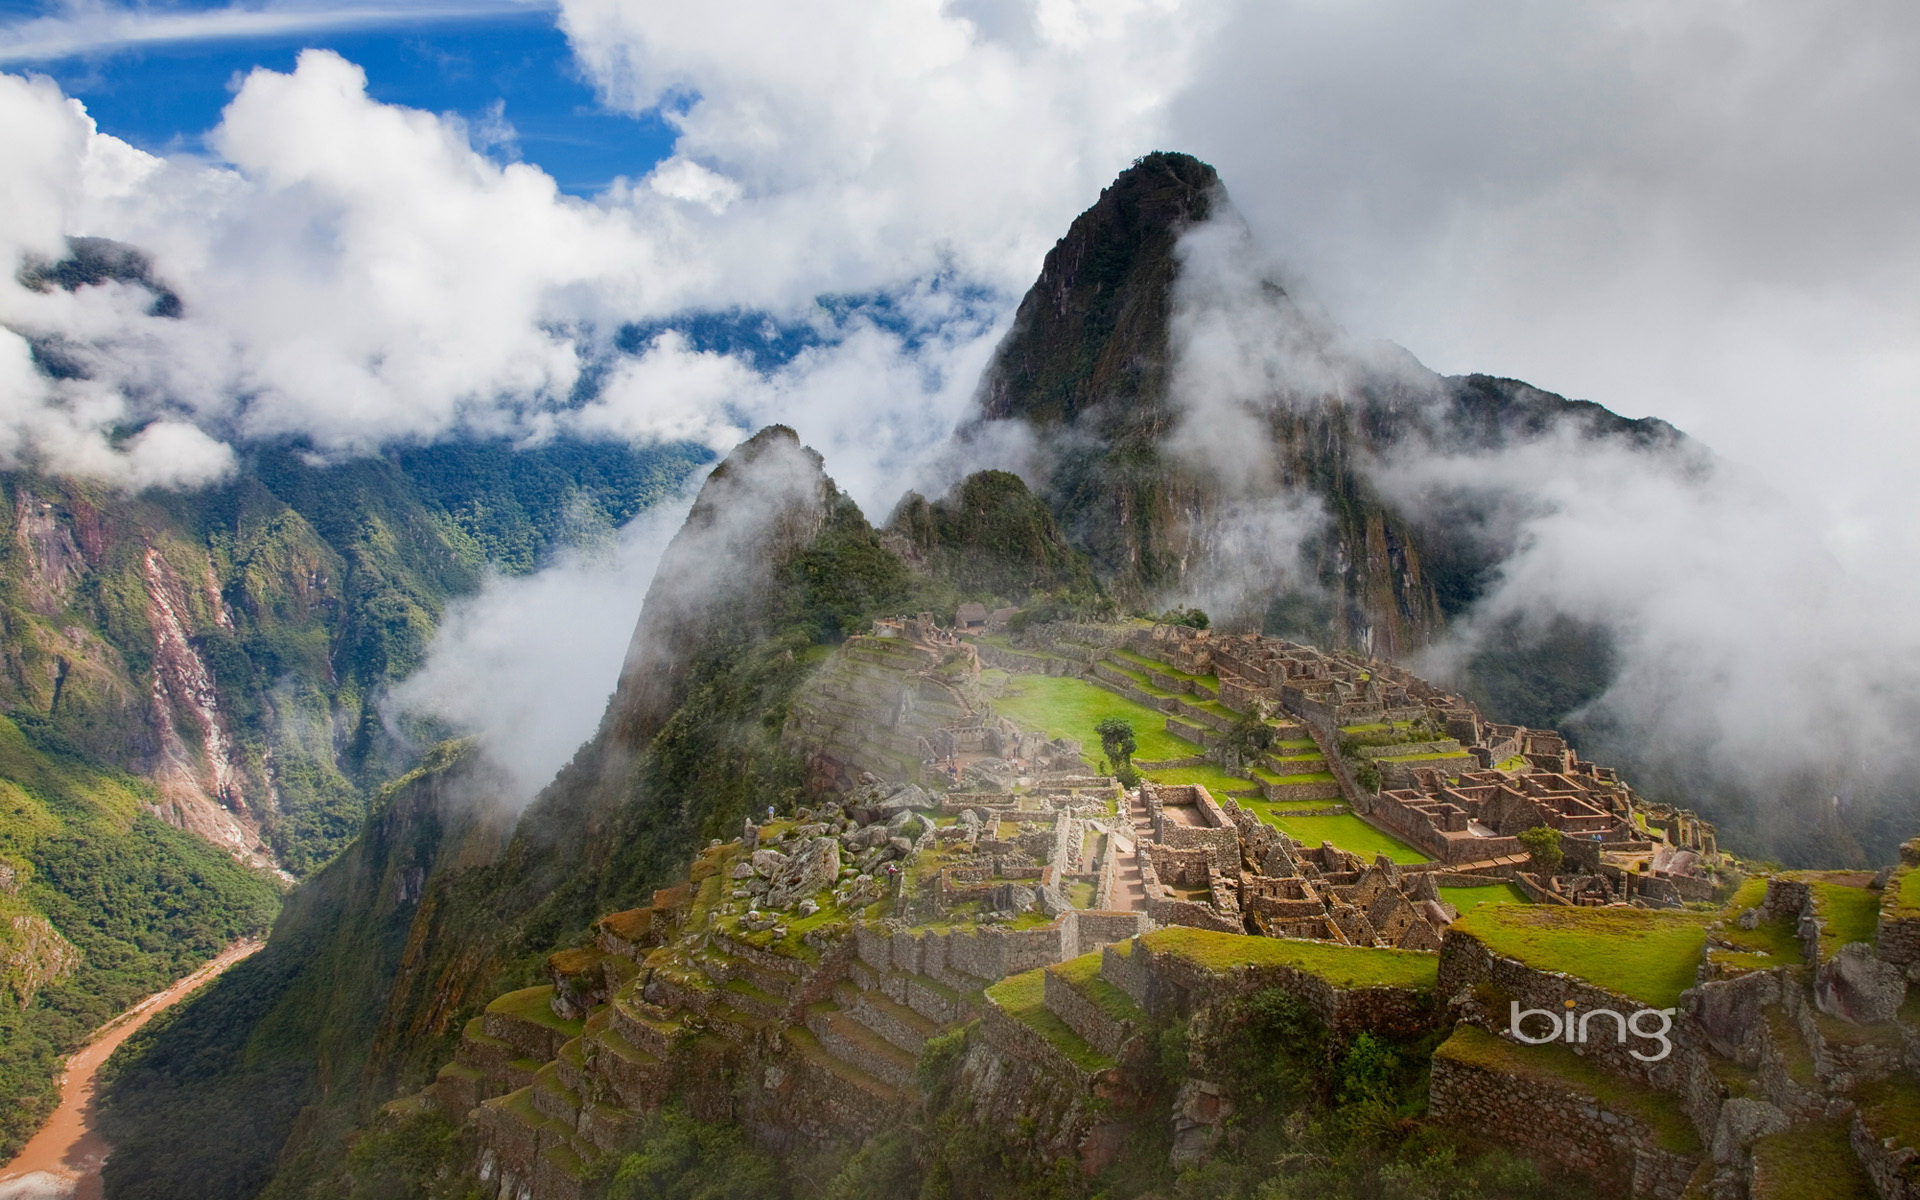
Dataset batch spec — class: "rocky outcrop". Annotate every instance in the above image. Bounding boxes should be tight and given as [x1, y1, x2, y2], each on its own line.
[1, 912, 81, 1005]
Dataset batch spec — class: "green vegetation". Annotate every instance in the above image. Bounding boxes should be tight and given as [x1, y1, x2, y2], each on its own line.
[1435, 1025, 1700, 1155]
[885, 470, 1098, 604]
[1049, 953, 1146, 1026]
[1454, 905, 1711, 1008]
[1156, 606, 1209, 629]
[1856, 1073, 1920, 1151]
[1245, 810, 1430, 865]
[1891, 865, 1920, 917]
[984, 969, 1113, 1072]
[1894, 866, 1920, 916]
[1437, 882, 1528, 910]
[1749, 1121, 1875, 1200]
[606, 1104, 784, 1200]
[1095, 717, 1137, 784]
[988, 674, 1200, 762]
[0, 714, 280, 1162]
[1514, 825, 1563, 873]
[1142, 763, 1258, 796]
[1141, 927, 1438, 991]
[1806, 879, 1880, 957]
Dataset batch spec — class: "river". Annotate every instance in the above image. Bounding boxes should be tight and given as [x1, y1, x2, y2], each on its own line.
[0, 939, 264, 1200]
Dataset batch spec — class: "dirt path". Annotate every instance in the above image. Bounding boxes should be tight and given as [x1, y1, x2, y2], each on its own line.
[0, 939, 264, 1200]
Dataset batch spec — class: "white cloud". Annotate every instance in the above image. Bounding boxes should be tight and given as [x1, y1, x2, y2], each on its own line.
[0, 0, 555, 66]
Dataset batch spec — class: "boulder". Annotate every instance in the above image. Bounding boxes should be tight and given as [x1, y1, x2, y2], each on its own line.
[1815, 942, 1907, 1024]
[990, 882, 1037, 913]
[751, 849, 790, 878]
[729, 861, 755, 880]
[766, 837, 842, 908]
[1710, 1098, 1790, 1165]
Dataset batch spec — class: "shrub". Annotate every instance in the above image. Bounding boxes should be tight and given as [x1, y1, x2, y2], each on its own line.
[1515, 826, 1563, 873]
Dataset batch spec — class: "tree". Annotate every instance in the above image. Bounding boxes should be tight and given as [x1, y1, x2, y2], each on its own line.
[1157, 607, 1209, 630]
[1095, 717, 1137, 774]
[1515, 825, 1563, 873]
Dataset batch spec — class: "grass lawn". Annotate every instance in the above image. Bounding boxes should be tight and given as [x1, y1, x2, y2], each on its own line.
[1049, 952, 1148, 1024]
[1454, 905, 1711, 1008]
[1145, 763, 1258, 795]
[1438, 882, 1529, 910]
[1141, 926, 1438, 990]
[487, 985, 585, 1038]
[1750, 1121, 1876, 1200]
[1808, 880, 1881, 957]
[984, 968, 1113, 1071]
[990, 673, 1201, 762]
[1895, 866, 1920, 917]
[1436, 1025, 1700, 1155]
[1247, 810, 1430, 864]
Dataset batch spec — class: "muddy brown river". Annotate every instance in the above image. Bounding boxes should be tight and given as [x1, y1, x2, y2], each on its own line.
[0, 940, 263, 1200]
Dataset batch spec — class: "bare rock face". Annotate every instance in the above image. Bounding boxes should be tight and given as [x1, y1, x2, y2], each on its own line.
[766, 837, 841, 908]
[1815, 943, 1907, 1024]
[750, 848, 789, 878]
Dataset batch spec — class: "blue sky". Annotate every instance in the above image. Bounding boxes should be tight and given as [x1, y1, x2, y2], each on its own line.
[0, 0, 675, 194]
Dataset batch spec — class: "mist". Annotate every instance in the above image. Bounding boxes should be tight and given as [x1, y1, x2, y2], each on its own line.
[387, 486, 699, 802]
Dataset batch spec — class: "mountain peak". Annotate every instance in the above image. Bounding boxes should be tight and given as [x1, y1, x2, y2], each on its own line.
[974, 151, 1221, 427]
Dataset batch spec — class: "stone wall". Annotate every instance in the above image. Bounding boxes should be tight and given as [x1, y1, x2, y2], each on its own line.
[1879, 867, 1920, 967]
[1429, 1040, 1699, 1200]
[1044, 970, 1138, 1058]
[1124, 938, 1440, 1041]
[1438, 929, 1706, 1095]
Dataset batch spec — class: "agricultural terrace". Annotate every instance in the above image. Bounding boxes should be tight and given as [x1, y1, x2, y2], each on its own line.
[1437, 882, 1528, 910]
[1248, 810, 1430, 864]
[986, 673, 1201, 763]
[1453, 905, 1713, 1008]
[1140, 926, 1439, 991]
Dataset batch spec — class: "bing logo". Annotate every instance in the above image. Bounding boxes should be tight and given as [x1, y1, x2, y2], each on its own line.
[1510, 999, 1675, 1062]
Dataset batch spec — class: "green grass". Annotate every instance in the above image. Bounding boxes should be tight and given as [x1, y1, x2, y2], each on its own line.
[1894, 866, 1920, 917]
[486, 986, 585, 1038]
[1049, 953, 1147, 1025]
[1435, 1026, 1701, 1155]
[1808, 881, 1880, 957]
[1375, 749, 1470, 763]
[984, 969, 1113, 1072]
[1274, 738, 1318, 751]
[1494, 755, 1529, 772]
[1724, 875, 1770, 912]
[1246, 811, 1430, 864]
[1750, 1121, 1874, 1200]
[1712, 906, 1804, 970]
[989, 673, 1201, 762]
[1454, 906, 1711, 1008]
[1856, 1074, 1920, 1150]
[1110, 648, 1216, 688]
[1140, 926, 1438, 990]
[1144, 763, 1257, 795]
[1438, 882, 1529, 910]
